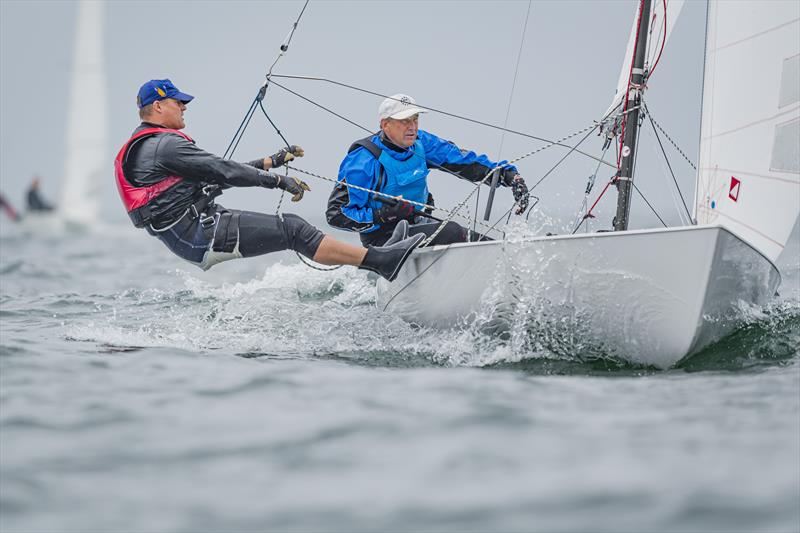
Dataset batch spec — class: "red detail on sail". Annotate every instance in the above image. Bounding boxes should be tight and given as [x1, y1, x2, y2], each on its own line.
[728, 176, 741, 202]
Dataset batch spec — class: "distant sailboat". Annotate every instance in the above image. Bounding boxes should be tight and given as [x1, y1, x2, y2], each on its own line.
[59, 0, 107, 226]
[375, 0, 800, 368]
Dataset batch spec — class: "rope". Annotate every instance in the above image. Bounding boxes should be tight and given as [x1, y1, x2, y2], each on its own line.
[642, 102, 694, 223]
[268, 75, 618, 248]
[647, 0, 669, 79]
[496, 0, 533, 160]
[269, 74, 616, 170]
[632, 182, 668, 227]
[223, 96, 259, 160]
[265, 0, 310, 79]
[222, 0, 341, 273]
[526, 124, 599, 191]
[269, 80, 373, 134]
[643, 101, 697, 170]
[285, 164, 498, 235]
[571, 141, 612, 233]
[272, 76, 607, 246]
[418, 120, 600, 247]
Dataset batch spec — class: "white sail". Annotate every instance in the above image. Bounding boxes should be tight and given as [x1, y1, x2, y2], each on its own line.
[59, 0, 107, 225]
[695, 1, 800, 263]
[603, 0, 685, 122]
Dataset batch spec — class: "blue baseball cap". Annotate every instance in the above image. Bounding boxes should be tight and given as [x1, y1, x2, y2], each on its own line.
[137, 79, 194, 108]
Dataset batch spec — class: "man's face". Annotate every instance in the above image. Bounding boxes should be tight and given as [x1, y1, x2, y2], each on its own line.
[381, 114, 419, 148]
[155, 98, 187, 129]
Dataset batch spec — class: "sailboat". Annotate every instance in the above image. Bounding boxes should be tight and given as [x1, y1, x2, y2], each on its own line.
[58, 0, 107, 227]
[375, 0, 800, 368]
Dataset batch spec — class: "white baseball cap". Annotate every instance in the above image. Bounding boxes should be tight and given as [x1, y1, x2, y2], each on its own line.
[378, 93, 426, 122]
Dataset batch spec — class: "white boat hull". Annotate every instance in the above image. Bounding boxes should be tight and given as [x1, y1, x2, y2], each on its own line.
[376, 225, 780, 368]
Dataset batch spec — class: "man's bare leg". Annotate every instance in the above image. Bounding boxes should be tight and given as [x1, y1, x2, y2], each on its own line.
[312, 235, 367, 266]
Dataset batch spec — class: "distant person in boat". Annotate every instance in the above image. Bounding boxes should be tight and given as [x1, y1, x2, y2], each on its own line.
[114, 78, 423, 281]
[327, 93, 529, 246]
[26, 177, 55, 212]
[0, 192, 21, 222]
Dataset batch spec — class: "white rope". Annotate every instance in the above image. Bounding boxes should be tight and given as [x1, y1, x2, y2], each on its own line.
[285, 164, 499, 236]
[419, 120, 605, 246]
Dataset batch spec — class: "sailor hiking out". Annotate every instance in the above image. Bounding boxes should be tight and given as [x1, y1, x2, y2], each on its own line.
[115, 78, 423, 281]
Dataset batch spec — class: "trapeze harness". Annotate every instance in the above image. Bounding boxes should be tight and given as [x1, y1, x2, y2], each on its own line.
[114, 127, 217, 228]
[115, 127, 324, 270]
[114, 127, 234, 268]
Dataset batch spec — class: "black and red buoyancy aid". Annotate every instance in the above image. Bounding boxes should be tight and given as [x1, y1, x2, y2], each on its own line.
[114, 127, 193, 227]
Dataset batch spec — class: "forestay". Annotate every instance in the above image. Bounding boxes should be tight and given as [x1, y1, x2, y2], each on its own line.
[695, 0, 800, 263]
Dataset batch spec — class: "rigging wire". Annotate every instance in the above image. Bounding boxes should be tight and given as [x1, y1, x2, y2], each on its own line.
[528, 124, 599, 192]
[270, 74, 616, 170]
[266, 0, 310, 78]
[421, 122, 597, 247]
[270, 80, 373, 134]
[479, 0, 533, 234]
[258, 101, 291, 148]
[222, 1, 342, 273]
[625, 102, 670, 229]
[284, 163, 499, 235]
[643, 101, 697, 170]
[647, 0, 669, 80]
[633, 182, 668, 227]
[223, 1, 655, 261]
[272, 75, 604, 241]
[571, 142, 612, 233]
[496, 0, 533, 160]
[642, 102, 693, 223]
[223, 97, 260, 160]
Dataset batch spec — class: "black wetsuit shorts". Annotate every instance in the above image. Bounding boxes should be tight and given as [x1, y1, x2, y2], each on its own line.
[146, 204, 325, 270]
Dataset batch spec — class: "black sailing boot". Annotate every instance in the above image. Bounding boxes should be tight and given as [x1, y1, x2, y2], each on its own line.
[383, 220, 410, 246]
[359, 232, 425, 282]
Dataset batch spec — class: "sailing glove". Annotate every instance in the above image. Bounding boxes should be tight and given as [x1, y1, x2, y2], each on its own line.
[510, 175, 529, 215]
[374, 201, 415, 225]
[276, 174, 311, 202]
[270, 145, 305, 168]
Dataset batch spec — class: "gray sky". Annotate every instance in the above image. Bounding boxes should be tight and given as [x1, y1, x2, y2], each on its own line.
[0, 0, 707, 231]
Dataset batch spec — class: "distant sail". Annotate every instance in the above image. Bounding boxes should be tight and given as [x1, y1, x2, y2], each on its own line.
[603, 0, 685, 122]
[695, 1, 800, 263]
[59, 0, 107, 225]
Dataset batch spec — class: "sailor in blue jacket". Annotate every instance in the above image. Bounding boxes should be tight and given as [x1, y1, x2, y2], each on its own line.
[327, 94, 529, 246]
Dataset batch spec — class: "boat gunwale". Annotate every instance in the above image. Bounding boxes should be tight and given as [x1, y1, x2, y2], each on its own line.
[413, 223, 782, 286]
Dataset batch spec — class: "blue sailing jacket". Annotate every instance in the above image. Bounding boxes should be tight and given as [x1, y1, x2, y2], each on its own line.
[333, 130, 518, 233]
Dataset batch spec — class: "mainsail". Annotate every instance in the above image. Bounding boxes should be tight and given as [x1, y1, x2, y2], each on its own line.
[695, 1, 800, 263]
[59, 0, 107, 225]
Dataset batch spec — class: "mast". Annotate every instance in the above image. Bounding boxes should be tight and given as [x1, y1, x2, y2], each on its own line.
[613, 0, 652, 232]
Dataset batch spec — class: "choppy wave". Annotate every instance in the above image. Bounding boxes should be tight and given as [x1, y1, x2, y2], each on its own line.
[58, 256, 799, 374]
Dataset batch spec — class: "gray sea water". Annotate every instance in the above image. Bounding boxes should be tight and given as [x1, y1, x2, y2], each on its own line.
[1, 219, 798, 533]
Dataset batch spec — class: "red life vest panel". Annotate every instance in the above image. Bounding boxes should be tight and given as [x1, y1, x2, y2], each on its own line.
[114, 127, 194, 227]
